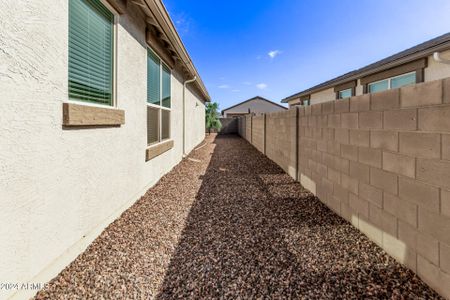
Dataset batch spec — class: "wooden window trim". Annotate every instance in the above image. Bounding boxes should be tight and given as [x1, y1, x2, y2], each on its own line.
[63, 102, 125, 126]
[361, 58, 427, 93]
[300, 95, 310, 101]
[146, 139, 174, 161]
[336, 87, 355, 99]
[334, 80, 357, 92]
[334, 80, 356, 99]
[300, 94, 310, 105]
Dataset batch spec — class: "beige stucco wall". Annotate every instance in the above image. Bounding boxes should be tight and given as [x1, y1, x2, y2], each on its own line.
[287, 98, 300, 108]
[0, 1, 206, 299]
[310, 87, 336, 104]
[224, 98, 286, 117]
[425, 49, 450, 82]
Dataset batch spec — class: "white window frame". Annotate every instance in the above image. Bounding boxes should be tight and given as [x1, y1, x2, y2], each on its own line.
[147, 47, 172, 146]
[67, 0, 120, 109]
[368, 71, 416, 93]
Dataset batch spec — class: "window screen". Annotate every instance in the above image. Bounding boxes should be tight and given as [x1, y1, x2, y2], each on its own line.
[368, 72, 416, 94]
[368, 79, 389, 93]
[391, 73, 416, 89]
[147, 106, 159, 145]
[69, 0, 114, 105]
[161, 109, 170, 140]
[338, 88, 352, 99]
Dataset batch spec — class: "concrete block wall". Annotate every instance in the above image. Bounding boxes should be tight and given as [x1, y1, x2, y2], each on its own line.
[265, 109, 298, 179]
[238, 78, 450, 299]
[217, 118, 238, 134]
[251, 115, 265, 153]
[238, 115, 246, 138]
[245, 114, 252, 143]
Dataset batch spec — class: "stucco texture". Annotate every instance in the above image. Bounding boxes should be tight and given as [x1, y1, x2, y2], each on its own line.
[0, 1, 206, 299]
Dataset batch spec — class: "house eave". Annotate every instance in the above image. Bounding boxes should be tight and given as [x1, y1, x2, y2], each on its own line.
[135, 0, 210, 102]
[281, 39, 450, 103]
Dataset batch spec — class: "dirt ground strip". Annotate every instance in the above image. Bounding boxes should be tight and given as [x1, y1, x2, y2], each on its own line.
[34, 134, 442, 299]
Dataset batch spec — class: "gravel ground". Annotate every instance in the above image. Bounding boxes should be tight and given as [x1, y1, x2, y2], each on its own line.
[34, 134, 442, 299]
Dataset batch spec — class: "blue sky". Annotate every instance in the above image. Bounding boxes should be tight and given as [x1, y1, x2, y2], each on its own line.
[163, 0, 450, 110]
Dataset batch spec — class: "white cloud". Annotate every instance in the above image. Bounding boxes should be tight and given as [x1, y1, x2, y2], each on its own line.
[268, 50, 282, 59]
[256, 83, 268, 90]
[242, 81, 252, 85]
[173, 13, 191, 36]
[218, 84, 230, 89]
[231, 89, 240, 92]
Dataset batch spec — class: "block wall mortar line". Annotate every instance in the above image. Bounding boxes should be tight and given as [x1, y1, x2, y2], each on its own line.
[263, 114, 266, 155]
[295, 107, 299, 182]
[438, 240, 441, 267]
[250, 115, 253, 144]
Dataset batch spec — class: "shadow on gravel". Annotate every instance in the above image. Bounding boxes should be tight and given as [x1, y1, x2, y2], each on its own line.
[156, 134, 441, 299]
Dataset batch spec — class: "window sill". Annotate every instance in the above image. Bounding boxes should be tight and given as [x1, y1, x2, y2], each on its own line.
[146, 139, 174, 161]
[63, 103, 125, 127]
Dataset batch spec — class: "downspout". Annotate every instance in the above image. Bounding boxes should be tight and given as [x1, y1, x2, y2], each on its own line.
[183, 76, 197, 156]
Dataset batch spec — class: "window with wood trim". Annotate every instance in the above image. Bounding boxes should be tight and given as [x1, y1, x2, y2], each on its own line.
[368, 72, 416, 93]
[69, 0, 115, 105]
[337, 88, 353, 99]
[362, 58, 425, 94]
[147, 48, 171, 145]
[334, 80, 356, 99]
[300, 95, 310, 106]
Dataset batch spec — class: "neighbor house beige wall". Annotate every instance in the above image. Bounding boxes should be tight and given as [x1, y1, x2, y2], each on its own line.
[0, 1, 206, 300]
[287, 50, 450, 107]
[239, 78, 450, 299]
[310, 87, 336, 104]
[425, 49, 450, 82]
[224, 98, 286, 117]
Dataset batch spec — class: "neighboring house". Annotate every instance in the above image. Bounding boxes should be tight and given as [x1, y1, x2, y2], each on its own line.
[282, 32, 450, 107]
[0, 1, 209, 299]
[222, 96, 287, 118]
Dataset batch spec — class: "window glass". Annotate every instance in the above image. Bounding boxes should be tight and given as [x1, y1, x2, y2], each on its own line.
[161, 64, 171, 108]
[147, 106, 159, 145]
[368, 79, 389, 93]
[303, 99, 310, 106]
[69, 0, 114, 105]
[147, 49, 171, 146]
[391, 72, 416, 89]
[338, 88, 352, 99]
[161, 109, 170, 140]
[147, 50, 161, 105]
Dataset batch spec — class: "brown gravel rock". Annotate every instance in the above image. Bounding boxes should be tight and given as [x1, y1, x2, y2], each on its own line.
[34, 134, 442, 299]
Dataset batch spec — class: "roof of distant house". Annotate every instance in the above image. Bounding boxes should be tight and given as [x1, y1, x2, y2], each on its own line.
[222, 96, 288, 115]
[281, 32, 450, 103]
